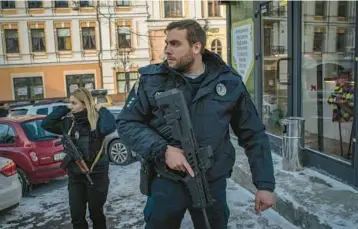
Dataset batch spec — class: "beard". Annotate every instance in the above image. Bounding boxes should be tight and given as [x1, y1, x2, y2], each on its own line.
[172, 50, 195, 73]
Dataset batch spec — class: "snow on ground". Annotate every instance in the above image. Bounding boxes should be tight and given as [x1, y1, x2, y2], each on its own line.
[0, 163, 299, 229]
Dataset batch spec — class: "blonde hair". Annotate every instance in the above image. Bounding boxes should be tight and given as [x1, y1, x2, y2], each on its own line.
[71, 88, 99, 130]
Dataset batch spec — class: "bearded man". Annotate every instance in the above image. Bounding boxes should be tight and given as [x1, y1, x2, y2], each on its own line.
[117, 19, 276, 229]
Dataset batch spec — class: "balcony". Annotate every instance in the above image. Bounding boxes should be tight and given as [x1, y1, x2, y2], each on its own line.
[264, 45, 287, 57]
[262, 3, 287, 22]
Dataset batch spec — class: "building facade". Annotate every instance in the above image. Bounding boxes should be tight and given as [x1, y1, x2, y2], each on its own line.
[0, 0, 150, 102]
[146, 0, 227, 64]
[226, 0, 358, 187]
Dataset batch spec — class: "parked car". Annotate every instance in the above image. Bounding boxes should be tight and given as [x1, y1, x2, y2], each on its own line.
[104, 106, 137, 166]
[7, 100, 69, 117]
[0, 115, 67, 195]
[0, 157, 22, 212]
[91, 89, 113, 108]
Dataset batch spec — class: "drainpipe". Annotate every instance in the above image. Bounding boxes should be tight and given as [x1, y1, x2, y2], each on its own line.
[226, 2, 232, 65]
[96, 1, 104, 89]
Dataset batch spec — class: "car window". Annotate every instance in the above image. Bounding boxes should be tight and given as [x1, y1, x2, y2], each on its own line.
[96, 97, 108, 104]
[36, 108, 48, 115]
[9, 109, 28, 116]
[21, 119, 58, 141]
[0, 124, 16, 144]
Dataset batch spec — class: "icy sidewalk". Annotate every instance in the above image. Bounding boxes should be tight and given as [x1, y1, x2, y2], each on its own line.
[0, 162, 297, 229]
[181, 179, 299, 229]
[230, 137, 358, 229]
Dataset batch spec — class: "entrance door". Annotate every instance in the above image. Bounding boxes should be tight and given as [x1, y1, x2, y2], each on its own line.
[259, 1, 291, 136]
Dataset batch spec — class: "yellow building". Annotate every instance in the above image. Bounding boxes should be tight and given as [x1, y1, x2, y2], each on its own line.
[0, 0, 150, 102]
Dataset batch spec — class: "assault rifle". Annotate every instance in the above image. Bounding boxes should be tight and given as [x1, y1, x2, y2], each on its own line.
[55, 134, 94, 185]
[155, 88, 215, 229]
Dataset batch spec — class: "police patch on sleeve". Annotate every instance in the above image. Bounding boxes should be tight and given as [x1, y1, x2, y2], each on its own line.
[216, 83, 227, 96]
[125, 81, 139, 109]
[126, 96, 137, 109]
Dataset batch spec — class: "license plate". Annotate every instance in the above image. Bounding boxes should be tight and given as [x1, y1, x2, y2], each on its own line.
[54, 152, 66, 161]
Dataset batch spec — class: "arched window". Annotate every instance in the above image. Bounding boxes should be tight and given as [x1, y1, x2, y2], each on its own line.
[211, 39, 222, 56]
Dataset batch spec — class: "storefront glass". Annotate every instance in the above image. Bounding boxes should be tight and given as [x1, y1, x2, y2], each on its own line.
[260, 1, 289, 136]
[301, 1, 355, 162]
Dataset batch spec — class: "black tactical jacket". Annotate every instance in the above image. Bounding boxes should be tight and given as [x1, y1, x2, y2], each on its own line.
[42, 106, 116, 175]
[117, 51, 275, 191]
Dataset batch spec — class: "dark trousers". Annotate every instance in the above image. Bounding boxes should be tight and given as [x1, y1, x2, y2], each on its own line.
[143, 176, 229, 229]
[68, 173, 109, 229]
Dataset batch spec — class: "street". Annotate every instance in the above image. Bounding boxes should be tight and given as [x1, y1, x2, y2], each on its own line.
[0, 163, 298, 229]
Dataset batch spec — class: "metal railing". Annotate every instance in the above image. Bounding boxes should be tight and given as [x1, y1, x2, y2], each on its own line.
[264, 45, 287, 56]
[262, 5, 286, 18]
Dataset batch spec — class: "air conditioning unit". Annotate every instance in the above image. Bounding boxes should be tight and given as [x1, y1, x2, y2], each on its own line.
[90, 89, 108, 96]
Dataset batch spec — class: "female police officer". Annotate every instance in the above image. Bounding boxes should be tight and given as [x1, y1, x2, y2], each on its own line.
[42, 88, 116, 229]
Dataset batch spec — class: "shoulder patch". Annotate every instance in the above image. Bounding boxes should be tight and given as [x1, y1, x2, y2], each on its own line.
[125, 95, 137, 109]
[227, 66, 242, 78]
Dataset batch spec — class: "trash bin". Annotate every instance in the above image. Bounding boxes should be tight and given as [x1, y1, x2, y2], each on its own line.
[281, 117, 305, 171]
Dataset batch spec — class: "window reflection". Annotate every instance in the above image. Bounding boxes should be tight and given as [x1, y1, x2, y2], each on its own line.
[261, 1, 288, 136]
[302, 1, 356, 162]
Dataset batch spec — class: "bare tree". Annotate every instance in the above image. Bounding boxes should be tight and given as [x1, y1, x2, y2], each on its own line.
[116, 47, 133, 97]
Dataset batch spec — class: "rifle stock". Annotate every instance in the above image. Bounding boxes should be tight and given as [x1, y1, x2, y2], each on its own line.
[155, 88, 214, 229]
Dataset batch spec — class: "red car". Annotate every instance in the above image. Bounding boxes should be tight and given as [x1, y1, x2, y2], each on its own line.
[0, 115, 67, 195]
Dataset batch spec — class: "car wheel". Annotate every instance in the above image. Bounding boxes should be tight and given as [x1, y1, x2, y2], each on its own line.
[108, 139, 132, 166]
[17, 168, 31, 196]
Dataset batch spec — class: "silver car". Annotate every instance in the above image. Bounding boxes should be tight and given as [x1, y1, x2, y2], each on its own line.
[105, 106, 137, 166]
[0, 157, 22, 212]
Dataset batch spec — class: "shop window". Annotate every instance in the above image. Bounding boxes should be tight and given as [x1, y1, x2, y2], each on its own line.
[82, 27, 96, 50]
[315, 1, 326, 17]
[211, 39, 222, 57]
[4, 29, 19, 53]
[13, 77, 44, 101]
[117, 72, 138, 93]
[79, 0, 94, 7]
[57, 28, 72, 51]
[164, 0, 182, 18]
[66, 74, 95, 96]
[1, 1, 15, 9]
[117, 26, 131, 48]
[55, 0, 69, 8]
[302, 1, 355, 162]
[30, 29, 46, 52]
[28, 0, 43, 9]
[117, 0, 129, 6]
[208, 0, 220, 17]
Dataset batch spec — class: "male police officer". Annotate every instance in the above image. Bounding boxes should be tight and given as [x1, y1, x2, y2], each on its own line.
[117, 19, 276, 229]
